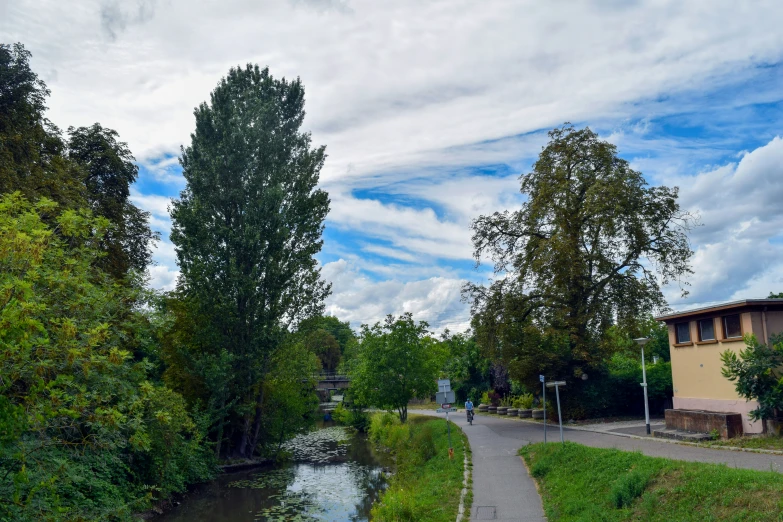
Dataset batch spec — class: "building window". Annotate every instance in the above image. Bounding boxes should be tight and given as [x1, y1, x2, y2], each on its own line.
[675, 322, 691, 344]
[723, 314, 742, 339]
[698, 319, 715, 341]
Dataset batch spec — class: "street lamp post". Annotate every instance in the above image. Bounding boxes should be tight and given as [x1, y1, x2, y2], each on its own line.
[634, 338, 651, 435]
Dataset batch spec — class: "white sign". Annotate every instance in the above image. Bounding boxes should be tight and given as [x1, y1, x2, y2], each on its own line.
[436, 407, 458, 413]
[546, 381, 566, 387]
[436, 391, 456, 404]
[437, 379, 451, 392]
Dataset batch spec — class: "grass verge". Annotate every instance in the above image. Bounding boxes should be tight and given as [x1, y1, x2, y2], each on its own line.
[370, 413, 468, 522]
[703, 435, 783, 452]
[520, 442, 783, 521]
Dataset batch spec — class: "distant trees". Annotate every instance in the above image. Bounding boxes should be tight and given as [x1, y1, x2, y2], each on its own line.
[350, 314, 446, 422]
[170, 64, 330, 458]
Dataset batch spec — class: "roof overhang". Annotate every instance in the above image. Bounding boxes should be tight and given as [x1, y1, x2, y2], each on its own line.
[655, 299, 783, 323]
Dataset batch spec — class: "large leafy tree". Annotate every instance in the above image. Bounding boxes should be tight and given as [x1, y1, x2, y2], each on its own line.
[350, 314, 446, 422]
[67, 123, 158, 278]
[170, 64, 330, 458]
[466, 125, 693, 385]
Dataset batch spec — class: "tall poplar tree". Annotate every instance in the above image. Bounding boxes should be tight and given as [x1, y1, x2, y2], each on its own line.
[170, 64, 330, 458]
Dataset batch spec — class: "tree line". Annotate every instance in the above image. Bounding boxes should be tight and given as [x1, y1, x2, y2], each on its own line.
[0, 42, 353, 521]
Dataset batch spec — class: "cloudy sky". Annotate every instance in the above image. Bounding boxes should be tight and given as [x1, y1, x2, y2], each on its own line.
[4, 0, 783, 331]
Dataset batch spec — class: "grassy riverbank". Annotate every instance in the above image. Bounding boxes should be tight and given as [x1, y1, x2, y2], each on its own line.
[520, 442, 783, 521]
[370, 414, 469, 521]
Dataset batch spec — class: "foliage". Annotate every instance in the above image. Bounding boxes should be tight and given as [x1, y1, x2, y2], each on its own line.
[521, 442, 783, 521]
[721, 334, 783, 421]
[440, 331, 491, 403]
[67, 123, 158, 279]
[0, 193, 213, 521]
[303, 328, 342, 372]
[0, 43, 85, 209]
[466, 125, 693, 392]
[350, 314, 447, 423]
[769, 292, 783, 298]
[370, 415, 467, 522]
[170, 63, 330, 458]
[513, 393, 535, 409]
[332, 388, 370, 432]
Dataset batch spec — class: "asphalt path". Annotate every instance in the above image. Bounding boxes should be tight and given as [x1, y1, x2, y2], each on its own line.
[412, 409, 783, 521]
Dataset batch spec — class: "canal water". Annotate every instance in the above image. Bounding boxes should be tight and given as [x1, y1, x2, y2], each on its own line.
[155, 425, 390, 522]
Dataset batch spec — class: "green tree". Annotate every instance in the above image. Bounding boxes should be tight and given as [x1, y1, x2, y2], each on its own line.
[67, 123, 158, 278]
[170, 64, 330, 458]
[721, 334, 783, 422]
[769, 292, 783, 298]
[0, 43, 85, 208]
[440, 331, 491, 402]
[466, 125, 693, 385]
[350, 314, 446, 422]
[297, 314, 355, 357]
[303, 328, 342, 372]
[0, 193, 212, 521]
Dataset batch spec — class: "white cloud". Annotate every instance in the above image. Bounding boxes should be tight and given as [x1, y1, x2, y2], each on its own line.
[322, 259, 470, 333]
[664, 136, 783, 306]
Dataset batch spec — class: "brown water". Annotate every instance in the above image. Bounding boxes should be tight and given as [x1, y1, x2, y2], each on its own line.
[155, 426, 389, 522]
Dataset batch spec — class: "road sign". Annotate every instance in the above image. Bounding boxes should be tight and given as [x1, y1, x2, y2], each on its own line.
[441, 403, 451, 409]
[546, 381, 566, 387]
[539, 374, 545, 383]
[437, 379, 451, 392]
[436, 407, 458, 413]
[435, 391, 455, 404]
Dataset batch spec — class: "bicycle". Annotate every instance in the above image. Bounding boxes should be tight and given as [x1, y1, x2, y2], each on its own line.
[466, 409, 474, 425]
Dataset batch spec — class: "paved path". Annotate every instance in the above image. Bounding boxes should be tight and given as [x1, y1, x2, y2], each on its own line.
[413, 410, 783, 521]
[412, 410, 546, 521]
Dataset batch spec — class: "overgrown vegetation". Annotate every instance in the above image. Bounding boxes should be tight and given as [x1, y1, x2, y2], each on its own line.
[369, 414, 467, 522]
[0, 42, 339, 519]
[521, 442, 783, 521]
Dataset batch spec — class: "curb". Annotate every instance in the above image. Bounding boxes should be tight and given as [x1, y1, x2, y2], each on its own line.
[455, 436, 471, 522]
[475, 412, 783, 456]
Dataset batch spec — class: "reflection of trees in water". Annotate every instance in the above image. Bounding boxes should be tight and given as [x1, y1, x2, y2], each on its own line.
[219, 428, 388, 521]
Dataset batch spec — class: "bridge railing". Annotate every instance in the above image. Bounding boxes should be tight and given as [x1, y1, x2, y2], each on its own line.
[312, 372, 350, 381]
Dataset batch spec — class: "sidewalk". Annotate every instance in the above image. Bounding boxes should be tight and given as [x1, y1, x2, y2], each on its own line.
[411, 410, 546, 521]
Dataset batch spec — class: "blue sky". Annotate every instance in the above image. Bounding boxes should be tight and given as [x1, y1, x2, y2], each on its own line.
[5, 0, 783, 331]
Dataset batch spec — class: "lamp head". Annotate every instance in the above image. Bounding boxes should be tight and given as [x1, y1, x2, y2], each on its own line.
[634, 337, 650, 347]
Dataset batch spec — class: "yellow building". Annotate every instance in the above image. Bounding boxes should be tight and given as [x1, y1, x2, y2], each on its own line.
[656, 299, 783, 434]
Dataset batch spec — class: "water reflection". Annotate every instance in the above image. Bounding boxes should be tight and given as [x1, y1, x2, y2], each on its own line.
[155, 427, 389, 522]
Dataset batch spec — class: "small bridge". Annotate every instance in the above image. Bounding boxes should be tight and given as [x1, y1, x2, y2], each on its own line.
[314, 372, 351, 391]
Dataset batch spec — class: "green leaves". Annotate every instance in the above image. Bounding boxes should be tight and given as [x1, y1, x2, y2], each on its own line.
[467, 125, 693, 389]
[721, 334, 783, 421]
[350, 314, 446, 422]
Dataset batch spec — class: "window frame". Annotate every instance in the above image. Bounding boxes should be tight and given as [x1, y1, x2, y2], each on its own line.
[697, 318, 716, 343]
[674, 322, 692, 345]
[721, 313, 743, 341]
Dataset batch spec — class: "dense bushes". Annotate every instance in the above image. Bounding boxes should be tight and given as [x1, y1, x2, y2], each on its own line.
[0, 194, 215, 521]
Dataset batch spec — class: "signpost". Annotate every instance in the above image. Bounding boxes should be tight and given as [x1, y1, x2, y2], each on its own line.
[540, 375, 546, 443]
[436, 379, 454, 458]
[546, 381, 567, 444]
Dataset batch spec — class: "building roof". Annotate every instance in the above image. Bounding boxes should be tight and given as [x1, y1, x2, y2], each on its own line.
[655, 299, 783, 322]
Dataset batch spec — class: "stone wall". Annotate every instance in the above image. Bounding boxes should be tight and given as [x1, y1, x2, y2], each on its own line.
[664, 409, 744, 439]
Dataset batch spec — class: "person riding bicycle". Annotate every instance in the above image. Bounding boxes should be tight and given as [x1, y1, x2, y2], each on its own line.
[465, 398, 474, 422]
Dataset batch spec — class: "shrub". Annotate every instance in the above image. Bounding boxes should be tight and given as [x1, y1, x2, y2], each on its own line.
[609, 469, 651, 508]
[512, 393, 534, 409]
[480, 391, 490, 405]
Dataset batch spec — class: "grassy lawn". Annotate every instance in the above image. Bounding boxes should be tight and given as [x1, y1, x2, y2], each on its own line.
[370, 413, 469, 521]
[703, 436, 783, 452]
[408, 400, 448, 410]
[520, 442, 783, 521]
